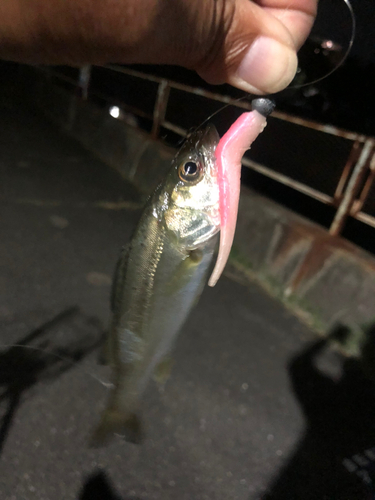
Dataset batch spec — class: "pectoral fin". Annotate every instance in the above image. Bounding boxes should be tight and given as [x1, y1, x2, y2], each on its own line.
[166, 249, 203, 295]
[153, 357, 174, 385]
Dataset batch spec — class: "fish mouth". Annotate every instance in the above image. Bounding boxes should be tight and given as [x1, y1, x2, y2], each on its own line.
[184, 123, 219, 156]
[197, 124, 220, 154]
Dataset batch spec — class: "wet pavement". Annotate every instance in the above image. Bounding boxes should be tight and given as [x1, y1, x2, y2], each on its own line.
[0, 104, 374, 500]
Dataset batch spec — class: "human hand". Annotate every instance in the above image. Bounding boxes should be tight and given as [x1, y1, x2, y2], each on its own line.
[0, 0, 317, 94]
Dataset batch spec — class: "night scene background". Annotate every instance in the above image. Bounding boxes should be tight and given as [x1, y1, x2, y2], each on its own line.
[1, 1, 375, 499]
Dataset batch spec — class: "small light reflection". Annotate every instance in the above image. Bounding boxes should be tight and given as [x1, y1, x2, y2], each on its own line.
[109, 106, 120, 119]
[323, 40, 334, 50]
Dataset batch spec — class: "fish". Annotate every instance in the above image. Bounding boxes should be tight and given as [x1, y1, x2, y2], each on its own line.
[91, 123, 221, 445]
[91, 97, 274, 446]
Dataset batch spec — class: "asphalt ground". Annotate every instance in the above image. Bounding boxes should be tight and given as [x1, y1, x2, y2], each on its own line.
[0, 103, 374, 500]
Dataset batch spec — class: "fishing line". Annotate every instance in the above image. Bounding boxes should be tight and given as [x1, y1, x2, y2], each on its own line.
[194, 0, 355, 132]
[288, 0, 355, 90]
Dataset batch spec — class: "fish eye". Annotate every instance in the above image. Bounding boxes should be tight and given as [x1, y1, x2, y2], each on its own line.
[178, 160, 203, 183]
[184, 161, 198, 175]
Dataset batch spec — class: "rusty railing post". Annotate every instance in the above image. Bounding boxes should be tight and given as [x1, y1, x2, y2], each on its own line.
[351, 151, 375, 216]
[333, 140, 362, 205]
[329, 139, 375, 236]
[151, 80, 170, 140]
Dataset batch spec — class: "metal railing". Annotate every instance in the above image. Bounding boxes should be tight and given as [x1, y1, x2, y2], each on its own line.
[38, 64, 375, 236]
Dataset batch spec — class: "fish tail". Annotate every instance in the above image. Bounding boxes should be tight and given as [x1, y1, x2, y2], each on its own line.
[90, 408, 142, 447]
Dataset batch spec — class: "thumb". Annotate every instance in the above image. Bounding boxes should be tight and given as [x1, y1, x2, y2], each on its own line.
[193, 0, 316, 94]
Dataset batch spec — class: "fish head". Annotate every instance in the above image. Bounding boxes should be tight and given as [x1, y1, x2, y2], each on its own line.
[159, 124, 221, 249]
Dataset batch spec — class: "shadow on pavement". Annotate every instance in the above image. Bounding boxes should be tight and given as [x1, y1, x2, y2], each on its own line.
[79, 470, 140, 500]
[0, 307, 103, 455]
[261, 324, 375, 500]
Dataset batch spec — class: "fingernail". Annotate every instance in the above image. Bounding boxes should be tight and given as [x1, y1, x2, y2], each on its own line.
[233, 36, 297, 94]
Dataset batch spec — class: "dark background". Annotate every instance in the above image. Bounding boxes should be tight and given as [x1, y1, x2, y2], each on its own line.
[3, 0, 375, 254]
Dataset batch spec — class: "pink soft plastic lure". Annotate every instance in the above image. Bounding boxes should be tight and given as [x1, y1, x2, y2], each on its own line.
[208, 98, 275, 287]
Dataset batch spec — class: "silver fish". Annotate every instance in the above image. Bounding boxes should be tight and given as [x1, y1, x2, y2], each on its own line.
[91, 124, 220, 445]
